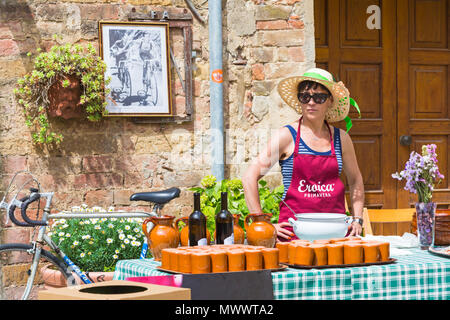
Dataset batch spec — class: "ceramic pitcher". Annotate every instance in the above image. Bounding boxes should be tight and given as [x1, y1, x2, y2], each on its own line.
[244, 213, 277, 248]
[233, 214, 245, 244]
[142, 215, 179, 261]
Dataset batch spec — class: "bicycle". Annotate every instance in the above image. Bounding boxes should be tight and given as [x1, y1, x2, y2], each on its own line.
[0, 171, 180, 300]
[117, 60, 132, 99]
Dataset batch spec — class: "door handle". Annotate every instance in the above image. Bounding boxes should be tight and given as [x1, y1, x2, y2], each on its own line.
[399, 135, 412, 146]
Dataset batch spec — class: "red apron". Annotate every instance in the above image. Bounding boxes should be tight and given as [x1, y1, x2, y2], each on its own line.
[278, 117, 346, 241]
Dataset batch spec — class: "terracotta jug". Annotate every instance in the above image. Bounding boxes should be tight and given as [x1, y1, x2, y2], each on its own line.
[175, 216, 211, 247]
[244, 213, 277, 248]
[233, 214, 245, 244]
[142, 215, 179, 261]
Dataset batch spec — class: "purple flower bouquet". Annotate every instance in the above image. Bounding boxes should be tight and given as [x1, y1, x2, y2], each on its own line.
[392, 144, 444, 249]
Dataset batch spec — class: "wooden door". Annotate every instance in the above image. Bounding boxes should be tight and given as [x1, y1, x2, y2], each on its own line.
[397, 0, 450, 209]
[315, 0, 450, 210]
[315, 0, 398, 210]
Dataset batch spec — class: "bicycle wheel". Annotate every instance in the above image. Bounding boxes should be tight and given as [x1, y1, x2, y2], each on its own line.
[0, 243, 76, 300]
[122, 69, 132, 97]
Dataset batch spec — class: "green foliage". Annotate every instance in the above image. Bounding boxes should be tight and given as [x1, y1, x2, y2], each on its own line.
[14, 36, 111, 146]
[189, 175, 284, 236]
[48, 205, 146, 272]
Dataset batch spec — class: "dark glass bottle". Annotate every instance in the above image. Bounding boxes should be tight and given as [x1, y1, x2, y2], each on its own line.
[188, 192, 207, 246]
[215, 192, 234, 245]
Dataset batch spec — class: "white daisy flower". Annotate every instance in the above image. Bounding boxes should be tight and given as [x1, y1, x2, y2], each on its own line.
[113, 254, 119, 259]
[94, 225, 101, 230]
[80, 252, 85, 258]
[106, 238, 113, 244]
[108, 224, 114, 229]
[65, 233, 71, 238]
[73, 241, 79, 246]
[82, 235, 91, 240]
[58, 232, 65, 237]
[124, 239, 130, 244]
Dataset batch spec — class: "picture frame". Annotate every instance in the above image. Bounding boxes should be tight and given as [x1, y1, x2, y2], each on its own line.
[99, 21, 173, 117]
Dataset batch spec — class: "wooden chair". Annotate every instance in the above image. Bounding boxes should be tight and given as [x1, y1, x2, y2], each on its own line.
[362, 207, 416, 236]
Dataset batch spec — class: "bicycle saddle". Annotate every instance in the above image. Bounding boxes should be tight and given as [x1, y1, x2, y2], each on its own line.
[129, 187, 181, 205]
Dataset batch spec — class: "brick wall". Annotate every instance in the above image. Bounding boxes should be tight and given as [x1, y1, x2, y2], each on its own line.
[0, 0, 314, 245]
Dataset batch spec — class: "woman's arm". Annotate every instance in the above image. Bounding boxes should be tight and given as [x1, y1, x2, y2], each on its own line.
[340, 129, 365, 236]
[242, 127, 294, 240]
[242, 128, 288, 213]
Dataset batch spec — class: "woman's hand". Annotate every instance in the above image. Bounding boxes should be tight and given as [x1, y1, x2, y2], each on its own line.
[348, 221, 362, 236]
[274, 222, 295, 240]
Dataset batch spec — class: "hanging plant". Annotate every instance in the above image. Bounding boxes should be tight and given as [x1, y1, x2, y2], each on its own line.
[14, 36, 111, 146]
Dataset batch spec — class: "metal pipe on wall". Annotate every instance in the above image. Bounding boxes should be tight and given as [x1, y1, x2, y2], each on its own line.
[208, 0, 224, 181]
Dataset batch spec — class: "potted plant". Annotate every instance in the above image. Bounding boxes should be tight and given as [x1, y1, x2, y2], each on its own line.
[189, 175, 284, 238]
[392, 144, 444, 249]
[14, 36, 110, 146]
[42, 205, 147, 288]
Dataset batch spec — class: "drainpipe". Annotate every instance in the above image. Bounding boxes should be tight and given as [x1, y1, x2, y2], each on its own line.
[208, 0, 224, 181]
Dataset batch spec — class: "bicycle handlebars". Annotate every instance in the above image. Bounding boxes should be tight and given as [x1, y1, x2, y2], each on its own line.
[21, 192, 47, 226]
[8, 196, 33, 227]
[8, 190, 47, 227]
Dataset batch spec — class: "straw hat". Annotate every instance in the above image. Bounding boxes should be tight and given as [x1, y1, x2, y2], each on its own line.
[277, 68, 359, 127]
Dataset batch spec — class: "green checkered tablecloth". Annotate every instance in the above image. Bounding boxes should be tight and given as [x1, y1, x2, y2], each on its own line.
[113, 248, 450, 300]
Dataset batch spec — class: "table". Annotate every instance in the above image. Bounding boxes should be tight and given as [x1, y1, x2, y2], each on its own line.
[113, 248, 450, 300]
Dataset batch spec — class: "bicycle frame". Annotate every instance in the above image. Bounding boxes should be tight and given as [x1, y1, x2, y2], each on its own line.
[3, 190, 157, 299]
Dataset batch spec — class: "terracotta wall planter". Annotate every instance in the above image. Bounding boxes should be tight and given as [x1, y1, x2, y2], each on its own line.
[47, 75, 83, 119]
[40, 264, 114, 290]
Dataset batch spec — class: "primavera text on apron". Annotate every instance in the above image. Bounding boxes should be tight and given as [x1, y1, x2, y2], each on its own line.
[278, 117, 346, 241]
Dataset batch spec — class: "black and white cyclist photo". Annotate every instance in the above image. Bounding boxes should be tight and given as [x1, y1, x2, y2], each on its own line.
[99, 22, 172, 116]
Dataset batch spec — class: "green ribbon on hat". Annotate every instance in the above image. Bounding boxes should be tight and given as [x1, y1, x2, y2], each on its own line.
[302, 72, 330, 82]
[344, 98, 361, 132]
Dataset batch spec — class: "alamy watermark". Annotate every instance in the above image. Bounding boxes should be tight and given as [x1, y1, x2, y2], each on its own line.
[366, 5, 381, 30]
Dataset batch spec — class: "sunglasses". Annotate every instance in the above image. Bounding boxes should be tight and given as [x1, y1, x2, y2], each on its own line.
[297, 92, 330, 104]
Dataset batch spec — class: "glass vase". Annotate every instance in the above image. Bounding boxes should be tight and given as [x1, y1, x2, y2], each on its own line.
[415, 202, 436, 250]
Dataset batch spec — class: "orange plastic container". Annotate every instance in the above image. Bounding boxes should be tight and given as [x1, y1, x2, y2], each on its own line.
[288, 243, 298, 265]
[343, 243, 363, 264]
[362, 243, 380, 263]
[160, 248, 172, 270]
[326, 243, 344, 265]
[210, 251, 228, 273]
[294, 245, 314, 266]
[190, 252, 211, 274]
[276, 242, 289, 263]
[178, 251, 192, 273]
[245, 249, 263, 271]
[377, 242, 390, 261]
[310, 244, 328, 266]
[261, 248, 279, 269]
[227, 250, 246, 272]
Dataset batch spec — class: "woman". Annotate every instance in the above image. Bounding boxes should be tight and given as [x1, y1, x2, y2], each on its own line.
[242, 68, 365, 241]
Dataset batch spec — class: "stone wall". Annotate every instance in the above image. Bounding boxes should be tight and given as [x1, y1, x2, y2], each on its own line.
[0, 0, 315, 244]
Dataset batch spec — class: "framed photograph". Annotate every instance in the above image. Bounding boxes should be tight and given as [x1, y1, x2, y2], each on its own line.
[99, 21, 173, 116]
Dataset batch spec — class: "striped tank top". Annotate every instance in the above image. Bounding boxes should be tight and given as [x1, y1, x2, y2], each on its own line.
[279, 125, 343, 200]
